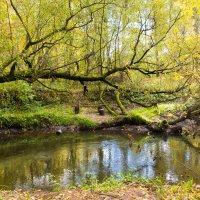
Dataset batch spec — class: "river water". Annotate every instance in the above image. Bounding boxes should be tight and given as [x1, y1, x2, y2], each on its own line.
[0, 131, 200, 190]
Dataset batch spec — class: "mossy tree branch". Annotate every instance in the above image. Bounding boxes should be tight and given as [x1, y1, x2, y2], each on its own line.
[115, 91, 127, 115]
[99, 89, 117, 116]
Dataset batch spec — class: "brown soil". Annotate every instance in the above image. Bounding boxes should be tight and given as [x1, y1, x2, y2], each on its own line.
[81, 107, 113, 124]
[0, 184, 155, 200]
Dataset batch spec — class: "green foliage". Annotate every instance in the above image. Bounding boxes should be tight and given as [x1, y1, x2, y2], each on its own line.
[0, 81, 35, 109]
[127, 111, 150, 124]
[0, 0, 199, 112]
[34, 89, 70, 105]
[81, 173, 124, 192]
[0, 80, 73, 109]
[33, 80, 72, 105]
[128, 103, 181, 123]
[48, 174, 62, 192]
[0, 105, 97, 129]
[80, 172, 199, 200]
[0, 176, 199, 199]
[155, 179, 198, 199]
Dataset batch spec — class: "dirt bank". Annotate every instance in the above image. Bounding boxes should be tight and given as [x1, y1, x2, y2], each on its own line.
[1, 181, 200, 200]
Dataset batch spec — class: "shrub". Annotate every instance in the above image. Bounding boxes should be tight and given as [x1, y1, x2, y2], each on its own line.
[0, 81, 35, 109]
[0, 105, 98, 129]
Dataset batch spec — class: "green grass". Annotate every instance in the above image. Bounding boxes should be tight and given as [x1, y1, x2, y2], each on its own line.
[80, 173, 200, 199]
[80, 172, 163, 192]
[128, 103, 183, 123]
[0, 105, 98, 129]
[0, 172, 199, 199]
[0, 103, 186, 129]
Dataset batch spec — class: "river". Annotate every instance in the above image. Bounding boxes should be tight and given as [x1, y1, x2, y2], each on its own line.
[0, 131, 200, 190]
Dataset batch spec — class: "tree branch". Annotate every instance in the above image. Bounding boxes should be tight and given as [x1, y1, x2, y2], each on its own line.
[10, 0, 32, 43]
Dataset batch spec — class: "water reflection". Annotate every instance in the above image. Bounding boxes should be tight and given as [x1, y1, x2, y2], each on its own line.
[0, 132, 200, 190]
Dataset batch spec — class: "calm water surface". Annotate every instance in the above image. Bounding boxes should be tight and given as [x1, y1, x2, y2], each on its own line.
[0, 131, 200, 190]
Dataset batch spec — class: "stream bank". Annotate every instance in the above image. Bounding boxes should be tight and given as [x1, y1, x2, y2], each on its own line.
[0, 103, 200, 150]
[1, 179, 200, 200]
[1, 114, 199, 139]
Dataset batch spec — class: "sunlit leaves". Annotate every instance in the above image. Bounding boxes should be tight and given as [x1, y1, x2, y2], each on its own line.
[0, 0, 199, 100]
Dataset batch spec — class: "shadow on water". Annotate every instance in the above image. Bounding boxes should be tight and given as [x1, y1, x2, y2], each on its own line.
[0, 131, 200, 190]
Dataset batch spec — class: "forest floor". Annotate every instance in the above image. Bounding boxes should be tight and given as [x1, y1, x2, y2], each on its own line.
[81, 107, 113, 124]
[1, 181, 200, 200]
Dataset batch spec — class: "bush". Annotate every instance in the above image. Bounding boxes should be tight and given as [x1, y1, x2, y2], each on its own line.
[34, 89, 70, 105]
[0, 81, 35, 109]
[0, 105, 98, 129]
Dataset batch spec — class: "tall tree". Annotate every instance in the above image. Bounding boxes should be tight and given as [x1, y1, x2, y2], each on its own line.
[0, 0, 199, 113]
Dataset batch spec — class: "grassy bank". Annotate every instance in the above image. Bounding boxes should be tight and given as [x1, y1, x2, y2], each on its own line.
[0, 105, 98, 129]
[0, 103, 183, 130]
[127, 103, 183, 124]
[80, 174, 200, 199]
[0, 174, 199, 200]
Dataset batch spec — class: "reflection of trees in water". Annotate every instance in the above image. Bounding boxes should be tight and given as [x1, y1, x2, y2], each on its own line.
[120, 145, 129, 172]
[0, 157, 47, 190]
[0, 136, 200, 190]
[97, 147, 104, 180]
[153, 140, 168, 176]
[152, 138, 200, 182]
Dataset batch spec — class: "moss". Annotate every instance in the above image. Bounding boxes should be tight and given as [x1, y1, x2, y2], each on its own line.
[0, 105, 98, 129]
[115, 91, 127, 115]
[127, 103, 181, 123]
[127, 112, 149, 124]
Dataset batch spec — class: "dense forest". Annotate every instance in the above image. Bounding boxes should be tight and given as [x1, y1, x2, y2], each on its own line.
[0, 0, 199, 111]
[0, 0, 200, 199]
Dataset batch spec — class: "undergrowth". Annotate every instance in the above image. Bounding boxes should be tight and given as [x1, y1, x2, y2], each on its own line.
[80, 173, 200, 199]
[0, 105, 97, 129]
[0, 173, 199, 199]
[128, 103, 184, 123]
[80, 172, 164, 192]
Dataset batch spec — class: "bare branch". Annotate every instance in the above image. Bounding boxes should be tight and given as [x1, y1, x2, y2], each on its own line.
[10, 0, 32, 43]
[36, 79, 72, 94]
[133, 10, 181, 65]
